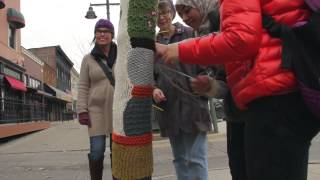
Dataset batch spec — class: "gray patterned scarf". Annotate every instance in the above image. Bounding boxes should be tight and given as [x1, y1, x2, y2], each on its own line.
[176, 0, 218, 36]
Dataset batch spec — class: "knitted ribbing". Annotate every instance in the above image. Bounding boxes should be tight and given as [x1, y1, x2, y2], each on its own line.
[131, 37, 156, 51]
[123, 98, 152, 136]
[112, 132, 152, 146]
[128, 0, 157, 39]
[131, 85, 154, 98]
[112, 142, 153, 179]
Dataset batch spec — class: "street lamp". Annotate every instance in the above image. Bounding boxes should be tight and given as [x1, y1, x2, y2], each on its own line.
[85, 0, 120, 20]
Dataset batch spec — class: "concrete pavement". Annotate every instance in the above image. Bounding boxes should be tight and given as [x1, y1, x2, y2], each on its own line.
[0, 120, 319, 180]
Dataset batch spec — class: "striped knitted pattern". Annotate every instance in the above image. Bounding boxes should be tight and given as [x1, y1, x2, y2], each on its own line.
[112, 0, 157, 179]
[127, 48, 154, 85]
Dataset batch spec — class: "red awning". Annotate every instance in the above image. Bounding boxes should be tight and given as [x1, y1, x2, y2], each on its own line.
[5, 76, 27, 92]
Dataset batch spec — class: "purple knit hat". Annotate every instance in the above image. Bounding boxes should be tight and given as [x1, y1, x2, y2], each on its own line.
[94, 19, 114, 33]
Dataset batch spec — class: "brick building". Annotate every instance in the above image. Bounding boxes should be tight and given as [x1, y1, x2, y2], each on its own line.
[0, 0, 27, 123]
[70, 67, 79, 119]
[29, 46, 73, 121]
[0, 0, 51, 138]
[22, 47, 46, 121]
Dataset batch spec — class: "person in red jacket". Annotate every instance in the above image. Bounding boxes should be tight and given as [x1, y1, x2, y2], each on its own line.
[156, 0, 320, 180]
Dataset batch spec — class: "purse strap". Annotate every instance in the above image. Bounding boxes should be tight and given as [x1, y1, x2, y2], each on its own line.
[93, 57, 115, 87]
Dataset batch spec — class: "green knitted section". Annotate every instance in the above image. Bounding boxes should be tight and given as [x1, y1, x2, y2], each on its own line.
[128, 0, 157, 40]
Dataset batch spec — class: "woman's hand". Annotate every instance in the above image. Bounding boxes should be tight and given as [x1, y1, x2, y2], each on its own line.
[78, 112, 91, 127]
[190, 75, 211, 94]
[156, 43, 179, 64]
[152, 88, 167, 103]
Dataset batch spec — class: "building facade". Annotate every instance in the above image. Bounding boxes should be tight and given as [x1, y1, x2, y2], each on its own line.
[22, 47, 47, 121]
[0, 0, 78, 138]
[29, 46, 73, 121]
[0, 0, 27, 123]
[70, 67, 79, 119]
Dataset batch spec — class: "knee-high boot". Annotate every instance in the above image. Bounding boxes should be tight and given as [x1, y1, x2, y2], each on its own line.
[88, 154, 104, 180]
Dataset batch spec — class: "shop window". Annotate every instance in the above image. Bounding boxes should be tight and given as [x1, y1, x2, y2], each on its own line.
[23, 74, 27, 84]
[28, 77, 41, 89]
[4, 67, 20, 80]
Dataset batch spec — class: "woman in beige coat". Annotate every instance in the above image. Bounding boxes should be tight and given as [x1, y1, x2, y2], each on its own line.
[77, 19, 117, 180]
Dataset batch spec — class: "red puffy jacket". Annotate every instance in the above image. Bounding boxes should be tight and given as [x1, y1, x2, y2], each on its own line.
[178, 0, 310, 109]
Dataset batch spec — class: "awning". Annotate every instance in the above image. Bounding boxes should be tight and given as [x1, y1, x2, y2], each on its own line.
[48, 85, 73, 103]
[4, 75, 27, 92]
[0, 0, 5, 9]
[7, 8, 25, 29]
[43, 83, 56, 96]
[36, 90, 54, 97]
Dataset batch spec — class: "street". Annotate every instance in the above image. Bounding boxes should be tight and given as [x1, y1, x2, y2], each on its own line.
[0, 121, 319, 180]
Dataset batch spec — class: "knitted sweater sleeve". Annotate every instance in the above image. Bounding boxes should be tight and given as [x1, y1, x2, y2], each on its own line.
[76, 56, 90, 114]
[178, 0, 263, 65]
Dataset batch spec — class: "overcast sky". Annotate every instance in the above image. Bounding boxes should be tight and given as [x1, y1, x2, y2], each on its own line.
[21, 0, 181, 72]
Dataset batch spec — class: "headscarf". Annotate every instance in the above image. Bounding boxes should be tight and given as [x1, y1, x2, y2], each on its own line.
[176, 0, 218, 36]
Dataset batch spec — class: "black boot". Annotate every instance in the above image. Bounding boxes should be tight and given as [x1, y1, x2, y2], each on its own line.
[88, 154, 104, 180]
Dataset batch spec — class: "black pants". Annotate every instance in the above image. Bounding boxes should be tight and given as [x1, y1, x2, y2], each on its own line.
[227, 121, 247, 180]
[227, 92, 320, 180]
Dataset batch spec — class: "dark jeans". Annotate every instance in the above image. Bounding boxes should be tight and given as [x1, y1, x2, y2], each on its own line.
[227, 92, 320, 180]
[89, 135, 106, 160]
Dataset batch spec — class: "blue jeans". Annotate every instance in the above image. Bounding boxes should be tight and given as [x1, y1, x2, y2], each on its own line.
[89, 135, 106, 161]
[169, 131, 209, 180]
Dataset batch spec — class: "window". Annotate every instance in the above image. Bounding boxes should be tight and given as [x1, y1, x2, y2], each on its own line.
[23, 74, 27, 84]
[28, 77, 41, 89]
[8, 26, 16, 49]
[4, 67, 20, 80]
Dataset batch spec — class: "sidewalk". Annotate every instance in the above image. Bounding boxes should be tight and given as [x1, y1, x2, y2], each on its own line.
[0, 120, 319, 180]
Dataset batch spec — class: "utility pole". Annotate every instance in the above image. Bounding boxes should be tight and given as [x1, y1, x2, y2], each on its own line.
[88, 0, 120, 20]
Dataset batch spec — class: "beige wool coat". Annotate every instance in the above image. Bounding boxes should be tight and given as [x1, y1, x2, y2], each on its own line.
[77, 54, 114, 137]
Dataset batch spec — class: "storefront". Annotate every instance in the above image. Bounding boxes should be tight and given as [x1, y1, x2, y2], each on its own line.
[47, 85, 73, 121]
[0, 57, 27, 124]
[43, 83, 73, 121]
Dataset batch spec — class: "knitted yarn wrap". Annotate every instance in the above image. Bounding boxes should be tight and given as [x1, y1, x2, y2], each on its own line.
[128, 0, 157, 39]
[112, 0, 157, 179]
